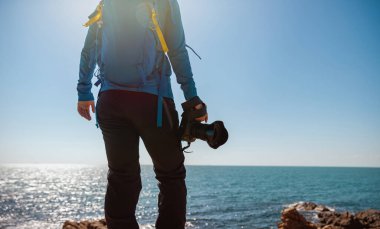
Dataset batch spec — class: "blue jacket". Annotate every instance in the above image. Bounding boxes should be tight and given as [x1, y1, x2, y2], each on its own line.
[77, 0, 198, 102]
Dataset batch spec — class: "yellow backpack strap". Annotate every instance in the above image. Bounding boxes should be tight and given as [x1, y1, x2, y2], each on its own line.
[151, 7, 169, 53]
[83, 2, 103, 27]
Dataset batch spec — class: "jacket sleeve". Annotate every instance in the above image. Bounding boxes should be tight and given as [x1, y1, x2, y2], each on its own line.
[164, 0, 198, 101]
[77, 24, 99, 101]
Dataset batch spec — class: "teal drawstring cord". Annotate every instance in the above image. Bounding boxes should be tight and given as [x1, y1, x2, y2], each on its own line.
[185, 44, 202, 60]
[156, 54, 167, 128]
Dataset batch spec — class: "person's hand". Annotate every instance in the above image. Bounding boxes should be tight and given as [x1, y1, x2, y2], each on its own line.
[77, 101, 95, 121]
[194, 103, 208, 123]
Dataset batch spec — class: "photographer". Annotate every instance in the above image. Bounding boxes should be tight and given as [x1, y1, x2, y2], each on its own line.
[76, 1, 207, 228]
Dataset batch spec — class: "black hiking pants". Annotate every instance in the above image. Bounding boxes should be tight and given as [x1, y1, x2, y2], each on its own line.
[96, 90, 187, 229]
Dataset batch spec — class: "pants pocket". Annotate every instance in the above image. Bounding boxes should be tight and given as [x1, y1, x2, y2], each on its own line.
[163, 98, 179, 130]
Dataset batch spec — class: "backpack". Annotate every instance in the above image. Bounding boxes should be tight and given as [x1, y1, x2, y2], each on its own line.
[84, 0, 170, 127]
[101, 0, 165, 88]
[84, 0, 200, 127]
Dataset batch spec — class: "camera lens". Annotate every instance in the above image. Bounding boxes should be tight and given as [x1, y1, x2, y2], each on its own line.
[190, 121, 228, 149]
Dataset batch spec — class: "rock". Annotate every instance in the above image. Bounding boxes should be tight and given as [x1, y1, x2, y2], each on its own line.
[279, 202, 380, 229]
[277, 207, 318, 229]
[315, 205, 331, 212]
[320, 211, 362, 229]
[62, 219, 107, 229]
[317, 210, 379, 229]
[355, 209, 380, 228]
[292, 202, 331, 212]
[302, 202, 318, 211]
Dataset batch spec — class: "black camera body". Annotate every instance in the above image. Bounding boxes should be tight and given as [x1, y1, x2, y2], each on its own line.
[179, 96, 228, 150]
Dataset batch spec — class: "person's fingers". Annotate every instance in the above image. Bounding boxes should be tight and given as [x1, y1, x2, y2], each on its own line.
[194, 103, 208, 122]
[195, 114, 207, 122]
[91, 102, 95, 113]
[77, 104, 91, 121]
[80, 108, 88, 120]
[78, 106, 86, 118]
[194, 103, 203, 110]
[84, 108, 91, 120]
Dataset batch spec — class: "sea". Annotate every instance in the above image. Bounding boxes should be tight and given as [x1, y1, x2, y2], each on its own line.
[0, 164, 379, 229]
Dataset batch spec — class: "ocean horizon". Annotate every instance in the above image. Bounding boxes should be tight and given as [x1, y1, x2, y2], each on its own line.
[2, 163, 380, 168]
[1, 164, 380, 228]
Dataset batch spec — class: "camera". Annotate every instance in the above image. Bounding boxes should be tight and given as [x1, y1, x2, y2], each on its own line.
[179, 96, 228, 150]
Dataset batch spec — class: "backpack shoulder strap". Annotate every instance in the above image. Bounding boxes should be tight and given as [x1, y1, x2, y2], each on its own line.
[83, 1, 103, 27]
[149, 1, 169, 53]
[147, 0, 171, 127]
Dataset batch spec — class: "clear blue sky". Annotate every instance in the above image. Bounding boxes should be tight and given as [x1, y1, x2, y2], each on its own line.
[0, 0, 379, 167]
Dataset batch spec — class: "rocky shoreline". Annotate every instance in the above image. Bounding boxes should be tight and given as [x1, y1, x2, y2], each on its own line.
[62, 202, 380, 229]
[63, 219, 107, 229]
[278, 202, 380, 229]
